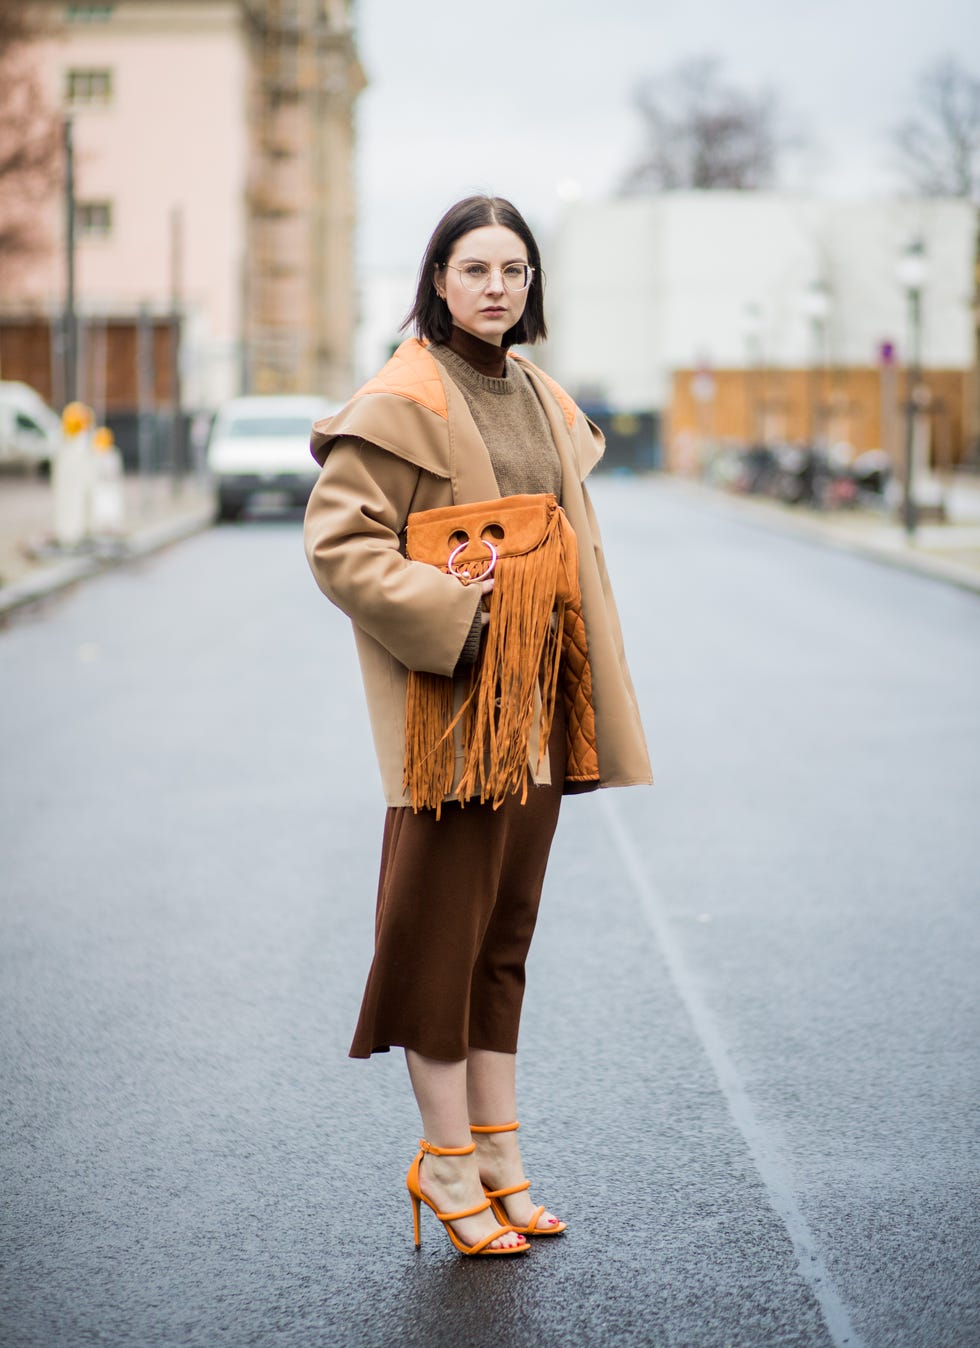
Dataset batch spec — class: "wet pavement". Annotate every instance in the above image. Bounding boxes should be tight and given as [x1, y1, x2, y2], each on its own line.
[1, 478, 978, 1347]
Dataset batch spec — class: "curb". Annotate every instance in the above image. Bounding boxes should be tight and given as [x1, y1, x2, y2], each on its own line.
[0, 502, 215, 619]
[656, 476, 980, 598]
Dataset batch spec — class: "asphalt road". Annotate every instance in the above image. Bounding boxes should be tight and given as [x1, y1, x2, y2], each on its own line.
[1, 477, 978, 1348]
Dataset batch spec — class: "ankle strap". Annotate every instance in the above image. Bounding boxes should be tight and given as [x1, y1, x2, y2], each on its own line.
[470, 1121, 520, 1135]
[418, 1138, 476, 1156]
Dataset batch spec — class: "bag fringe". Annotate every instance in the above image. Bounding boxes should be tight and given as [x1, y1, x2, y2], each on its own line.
[404, 505, 571, 816]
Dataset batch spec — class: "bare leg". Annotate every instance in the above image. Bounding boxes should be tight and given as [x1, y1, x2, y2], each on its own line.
[467, 1048, 563, 1231]
[405, 1050, 525, 1251]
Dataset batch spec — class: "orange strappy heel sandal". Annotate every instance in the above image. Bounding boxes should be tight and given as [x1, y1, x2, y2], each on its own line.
[471, 1122, 567, 1237]
[406, 1139, 531, 1257]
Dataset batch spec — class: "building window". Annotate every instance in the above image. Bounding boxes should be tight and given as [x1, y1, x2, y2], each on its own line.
[76, 201, 113, 239]
[66, 68, 113, 106]
[66, 5, 114, 20]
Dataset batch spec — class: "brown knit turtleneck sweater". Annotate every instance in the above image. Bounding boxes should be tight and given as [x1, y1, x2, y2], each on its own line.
[431, 327, 562, 500]
[431, 326, 564, 667]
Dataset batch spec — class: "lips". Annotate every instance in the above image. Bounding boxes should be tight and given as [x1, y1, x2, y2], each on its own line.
[481, 307, 506, 316]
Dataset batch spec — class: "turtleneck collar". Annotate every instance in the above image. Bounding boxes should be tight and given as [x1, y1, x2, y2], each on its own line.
[445, 325, 509, 379]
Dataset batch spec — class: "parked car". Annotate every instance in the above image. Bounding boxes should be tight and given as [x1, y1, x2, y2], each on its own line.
[207, 394, 338, 522]
[0, 382, 62, 474]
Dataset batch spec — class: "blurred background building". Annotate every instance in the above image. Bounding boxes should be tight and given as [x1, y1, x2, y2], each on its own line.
[1, 5, 976, 494]
[0, 0, 363, 461]
[543, 193, 977, 472]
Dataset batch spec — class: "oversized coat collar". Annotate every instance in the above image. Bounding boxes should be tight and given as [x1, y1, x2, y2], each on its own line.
[310, 338, 604, 499]
[304, 337, 652, 803]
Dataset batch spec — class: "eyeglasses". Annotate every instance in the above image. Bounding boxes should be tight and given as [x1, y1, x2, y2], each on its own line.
[444, 261, 534, 293]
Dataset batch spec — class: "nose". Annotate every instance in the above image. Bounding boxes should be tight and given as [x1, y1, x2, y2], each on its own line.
[483, 266, 505, 294]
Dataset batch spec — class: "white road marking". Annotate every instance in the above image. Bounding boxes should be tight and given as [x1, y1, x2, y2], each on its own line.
[599, 792, 864, 1348]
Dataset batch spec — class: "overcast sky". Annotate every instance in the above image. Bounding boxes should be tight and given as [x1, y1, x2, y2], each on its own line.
[353, 0, 979, 275]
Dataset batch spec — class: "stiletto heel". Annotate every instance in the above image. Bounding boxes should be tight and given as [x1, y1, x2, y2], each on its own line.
[406, 1139, 530, 1257]
[471, 1121, 567, 1237]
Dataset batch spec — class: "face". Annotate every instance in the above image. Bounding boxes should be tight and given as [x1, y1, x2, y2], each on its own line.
[434, 224, 531, 346]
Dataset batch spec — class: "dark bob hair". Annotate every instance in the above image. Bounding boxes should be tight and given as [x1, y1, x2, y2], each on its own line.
[402, 195, 547, 347]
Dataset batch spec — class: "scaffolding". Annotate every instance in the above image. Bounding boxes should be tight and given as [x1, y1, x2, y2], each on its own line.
[242, 0, 365, 397]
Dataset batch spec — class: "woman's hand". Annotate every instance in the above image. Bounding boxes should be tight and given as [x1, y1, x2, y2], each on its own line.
[478, 576, 494, 627]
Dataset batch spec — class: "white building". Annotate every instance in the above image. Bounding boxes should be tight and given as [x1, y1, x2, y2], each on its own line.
[543, 193, 977, 413]
[355, 269, 416, 383]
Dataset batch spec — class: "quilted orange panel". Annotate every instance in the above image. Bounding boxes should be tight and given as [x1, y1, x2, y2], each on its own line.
[560, 602, 599, 781]
[510, 355, 577, 430]
[353, 340, 448, 420]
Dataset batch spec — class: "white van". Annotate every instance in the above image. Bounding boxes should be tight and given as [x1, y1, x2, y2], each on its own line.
[207, 394, 338, 521]
[0, 382, 62, 473]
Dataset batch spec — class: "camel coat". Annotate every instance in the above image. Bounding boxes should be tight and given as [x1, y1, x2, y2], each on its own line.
[303, 339, 652, 806]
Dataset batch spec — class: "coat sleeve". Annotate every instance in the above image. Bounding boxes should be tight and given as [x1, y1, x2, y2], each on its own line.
[303, 436, 482, 676]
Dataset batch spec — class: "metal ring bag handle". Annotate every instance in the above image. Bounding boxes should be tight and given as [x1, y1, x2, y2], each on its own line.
[447, 537, 498, 582]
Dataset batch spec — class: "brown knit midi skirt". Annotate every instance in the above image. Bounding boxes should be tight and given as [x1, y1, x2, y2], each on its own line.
[349, 703, 566, 1061]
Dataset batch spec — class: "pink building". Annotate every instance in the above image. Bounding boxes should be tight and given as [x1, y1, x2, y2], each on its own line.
[3, 1, 363, 414]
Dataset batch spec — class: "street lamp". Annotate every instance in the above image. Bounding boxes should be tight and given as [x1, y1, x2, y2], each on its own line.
[801, 280, 830, 447]
[741, 302, 764, 446]
[897, 238, 927, 537]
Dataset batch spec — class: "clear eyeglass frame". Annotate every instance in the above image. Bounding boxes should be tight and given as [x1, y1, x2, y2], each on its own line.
[444, 262, 534, 293]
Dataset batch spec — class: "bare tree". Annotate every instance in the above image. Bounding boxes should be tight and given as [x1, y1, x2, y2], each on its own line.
[622, 56, 787, 193]
[0, 0, 60, 271]
[891, 57, 980, 201]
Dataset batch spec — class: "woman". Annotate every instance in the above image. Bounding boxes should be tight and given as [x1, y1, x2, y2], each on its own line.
[304, 195, 651, 1258]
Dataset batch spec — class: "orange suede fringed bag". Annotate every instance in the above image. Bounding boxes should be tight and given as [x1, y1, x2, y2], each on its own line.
[404, 493, 594, 816]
